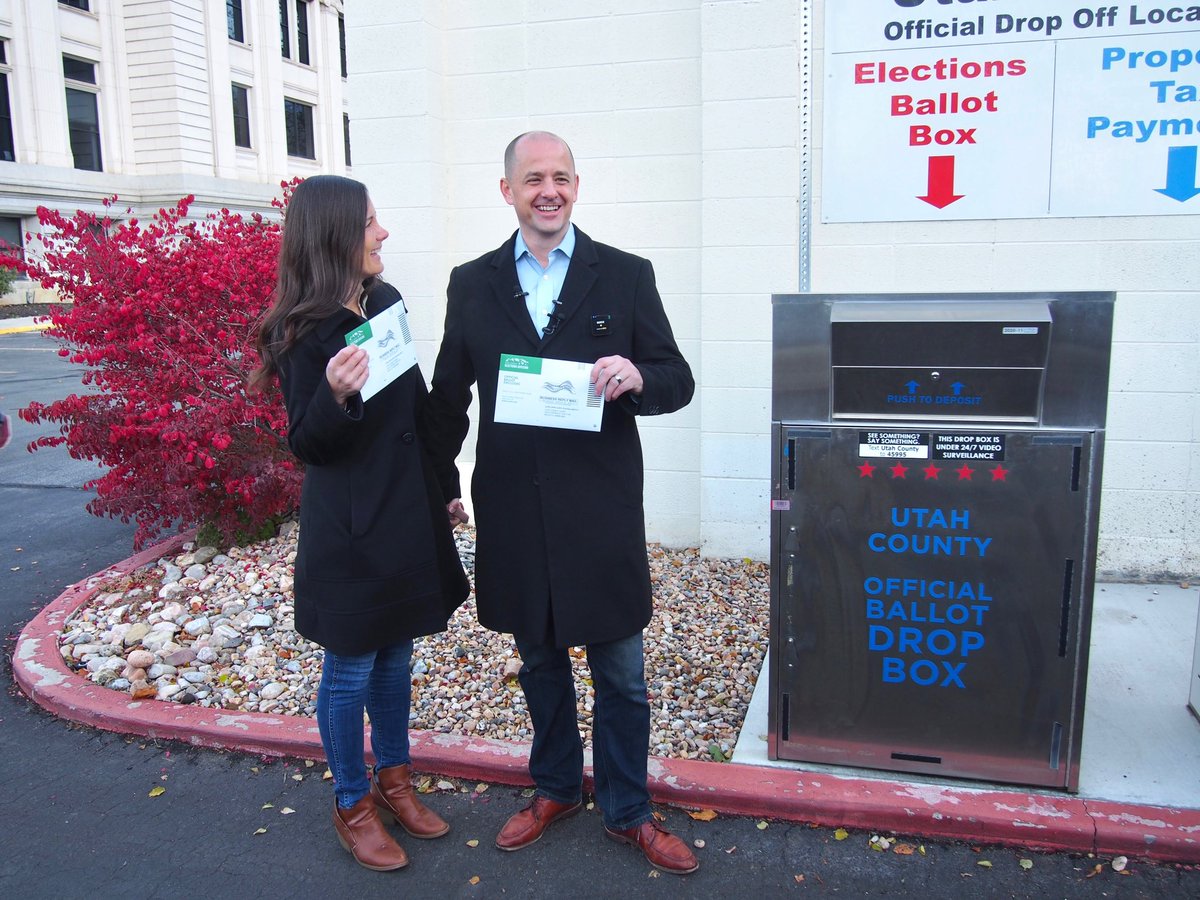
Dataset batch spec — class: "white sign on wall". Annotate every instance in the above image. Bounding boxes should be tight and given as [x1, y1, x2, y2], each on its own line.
[823, 1, 1200, 222]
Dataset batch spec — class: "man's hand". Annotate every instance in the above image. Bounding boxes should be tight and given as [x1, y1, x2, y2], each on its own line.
[592, 355, 642, 402]
[326, 345, 369, 406]
[447, 498, 470, 527]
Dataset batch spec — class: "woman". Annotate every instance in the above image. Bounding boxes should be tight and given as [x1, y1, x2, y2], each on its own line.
[253, 175, 469, 872]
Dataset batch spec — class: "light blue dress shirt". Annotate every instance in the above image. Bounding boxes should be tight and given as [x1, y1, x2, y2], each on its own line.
[514, 225, 575, 336]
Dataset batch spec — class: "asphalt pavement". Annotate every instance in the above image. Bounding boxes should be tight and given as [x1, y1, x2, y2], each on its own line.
[2, 325, 1198, 898]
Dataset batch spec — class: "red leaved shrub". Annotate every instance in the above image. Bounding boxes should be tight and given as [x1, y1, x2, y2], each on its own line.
[0, 192, 302, 549]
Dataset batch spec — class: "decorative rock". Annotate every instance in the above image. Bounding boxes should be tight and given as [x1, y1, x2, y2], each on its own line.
[260, 682, 287, 700]
[183, 616, 211, 636]
[158, 582, 187, 601]
[162, 648, 197, 666]
[123, 623, 152, 647]
[126, 649, 155, 669]
[58, 527, 769, 763]
[193, 546, 219, 564]
[502, 658, 523, 679]
[161, 564, 183, 584]
[184, 564, 207, 581]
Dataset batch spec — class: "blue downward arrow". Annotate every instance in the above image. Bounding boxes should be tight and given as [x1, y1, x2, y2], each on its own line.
[905, 380, 920, 394]
[1156, 146, 1200, 202]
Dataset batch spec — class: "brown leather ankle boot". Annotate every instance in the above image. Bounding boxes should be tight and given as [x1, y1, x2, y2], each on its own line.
[332, 794, 409, 871]
[372, 764, 450, 839]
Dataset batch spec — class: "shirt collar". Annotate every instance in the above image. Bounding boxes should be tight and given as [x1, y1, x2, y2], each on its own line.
[514, 224, 576, 264]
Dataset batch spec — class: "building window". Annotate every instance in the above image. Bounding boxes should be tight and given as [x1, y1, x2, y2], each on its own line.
[296, 1, 310, 65]
[59, 0, 90, 10]
[284, 98, 314, 159]
[227, 0, 245, 43]
[0, 42, 13, 163]
[343, 114, 351, 167]
[232, 84, 251, 148]
[278, 0, 290, 58]
[62, 56, 97, 84]
[338, 13, 347, 79]
[0, 216, 23, 259]
[280, 0, 311, 65]
[63, 56, 101, 171]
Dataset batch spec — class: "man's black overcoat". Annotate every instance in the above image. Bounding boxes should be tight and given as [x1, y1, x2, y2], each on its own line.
[424, 228, 694, 647]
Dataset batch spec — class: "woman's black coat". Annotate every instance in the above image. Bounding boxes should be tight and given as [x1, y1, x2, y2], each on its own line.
[278, 283, 468, 656]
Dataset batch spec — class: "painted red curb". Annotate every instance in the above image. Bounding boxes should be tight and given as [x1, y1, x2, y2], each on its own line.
[13, 539, 1200, 865]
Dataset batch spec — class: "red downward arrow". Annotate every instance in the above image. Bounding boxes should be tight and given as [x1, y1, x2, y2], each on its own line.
[918, 155, 964, 209]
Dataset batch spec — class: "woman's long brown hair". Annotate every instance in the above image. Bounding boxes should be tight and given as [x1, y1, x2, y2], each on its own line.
[251, 175, 375, 391]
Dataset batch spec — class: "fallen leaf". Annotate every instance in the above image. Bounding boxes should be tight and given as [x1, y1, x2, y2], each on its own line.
[1112, 856, 1128, 872]
[304, 760, 314, 768]
[687, 809, 718, 821]
[653, 810, 666, 822]
[586, 801, 595, 810]
[794, 874, 805, 883]
[468, 876, 480, 885]
[148, 786, 165, 798]
[708, 744, 727, 762]
[322, 769, 333, 781]
[647, 871, 660, 879]
[291, 774, 303, 782]
[520, 787, 536, 798]
[436, 780, 455, 791]
[1019, 858, 1033, 871]
[474, 783, 489, 794]
[724, 846, 738, 854]
[280, 807, 295, 815]
[977, 860, 992, 868]
[250, 767, 260, 774]
[919, 846, 926, 856]
[466, 839, 479, 848]
[756, 820, 768, 831]
[253, 827, 268, 835]
[261, 803, 274, 810]
[893, 843, 917, 855]
[834, 828, 850, 841]
[1085, 863, 1103, 879]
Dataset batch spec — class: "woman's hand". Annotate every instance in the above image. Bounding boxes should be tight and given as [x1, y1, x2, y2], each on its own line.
[326, 345, 369, 406]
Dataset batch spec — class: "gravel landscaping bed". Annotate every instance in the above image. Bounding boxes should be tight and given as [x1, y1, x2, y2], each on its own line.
[58, 525, 770, 762]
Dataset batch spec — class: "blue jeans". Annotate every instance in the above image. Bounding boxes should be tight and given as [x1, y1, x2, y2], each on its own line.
[316, 641, 414, 809]
[515, 630, 653, 831]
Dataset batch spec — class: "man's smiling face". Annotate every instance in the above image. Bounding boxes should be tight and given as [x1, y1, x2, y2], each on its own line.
[501, 134, 579, 250]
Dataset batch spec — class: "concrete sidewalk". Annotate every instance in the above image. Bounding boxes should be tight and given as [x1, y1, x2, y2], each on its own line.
[13, 533, 1200, 865]
[0, 315, 51, 335]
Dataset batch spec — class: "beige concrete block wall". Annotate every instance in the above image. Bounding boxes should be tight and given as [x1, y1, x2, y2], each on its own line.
[350, 0, 1199, 579]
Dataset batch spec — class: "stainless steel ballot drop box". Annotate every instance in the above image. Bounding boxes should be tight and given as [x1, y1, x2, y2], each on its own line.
[769, 292, 1114, 791]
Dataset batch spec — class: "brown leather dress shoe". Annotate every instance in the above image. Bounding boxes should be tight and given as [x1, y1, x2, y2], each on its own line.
[495, 795, 582, 851]
[332, 794, 409, 871]
[605, 820, 699, 874]
[372, 764, 450, 839]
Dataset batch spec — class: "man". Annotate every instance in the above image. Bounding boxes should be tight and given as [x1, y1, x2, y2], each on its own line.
[424, 131, 697, 875]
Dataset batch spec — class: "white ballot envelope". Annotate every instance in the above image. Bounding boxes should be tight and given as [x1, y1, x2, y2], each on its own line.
[494, 354, 604, 432]
[344, 303, 418, 402]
